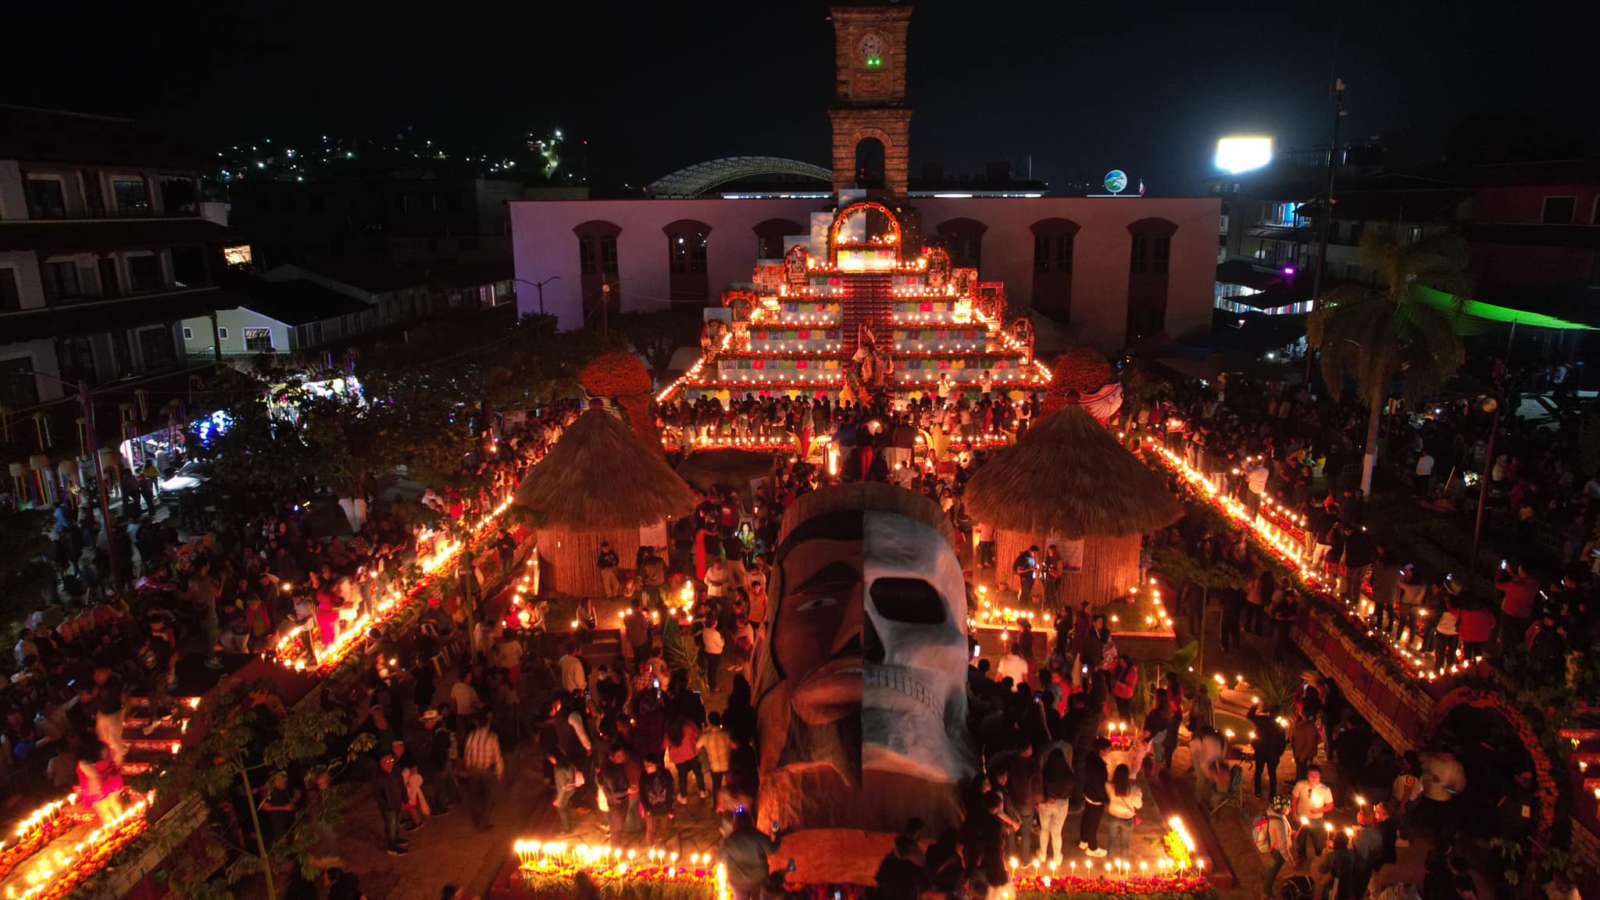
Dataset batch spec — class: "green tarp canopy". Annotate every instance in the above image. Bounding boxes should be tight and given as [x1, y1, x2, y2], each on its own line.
[1412, 285, 1598, 332]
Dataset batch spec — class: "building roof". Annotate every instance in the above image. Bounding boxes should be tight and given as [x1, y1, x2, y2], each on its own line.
[513, 408, 698, 531]
[0, 286, 241, 341]
[964, 405, 1181, 538]
[0, 105, 209, 170]
[647, 157, 833, 198]
[0, 218, 233, 254]
[232, 277, 372, 326]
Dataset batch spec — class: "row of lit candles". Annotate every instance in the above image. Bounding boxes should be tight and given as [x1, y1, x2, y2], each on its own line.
[1143, 438, 1478, 686]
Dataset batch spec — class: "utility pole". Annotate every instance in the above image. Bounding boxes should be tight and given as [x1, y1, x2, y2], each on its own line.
[79, 380, 124, 588]
[1305, 77, 1347, 387]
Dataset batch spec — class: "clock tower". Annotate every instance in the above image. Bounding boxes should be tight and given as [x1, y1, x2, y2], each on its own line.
[828, 3, 913, 197]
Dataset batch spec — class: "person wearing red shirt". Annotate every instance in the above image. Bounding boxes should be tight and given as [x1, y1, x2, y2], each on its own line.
[1455, 589, 1497, 661]
[1495, 561, 1539, 649]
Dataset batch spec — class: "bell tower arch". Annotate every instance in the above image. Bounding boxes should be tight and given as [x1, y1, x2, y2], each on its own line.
[828, 4, 913, 197]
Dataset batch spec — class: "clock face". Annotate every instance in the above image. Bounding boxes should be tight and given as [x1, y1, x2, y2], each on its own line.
[859, 34, 884, 68]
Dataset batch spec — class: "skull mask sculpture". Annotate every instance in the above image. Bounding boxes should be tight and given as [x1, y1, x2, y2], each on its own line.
[751, 482, 973, 833]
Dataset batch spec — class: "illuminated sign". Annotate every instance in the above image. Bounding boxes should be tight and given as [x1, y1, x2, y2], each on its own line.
[1215, 136, 1273, 174]
[1103, 170, 1128, 194]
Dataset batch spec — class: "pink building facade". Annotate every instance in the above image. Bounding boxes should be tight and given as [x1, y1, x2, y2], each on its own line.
[510, 194, 1220, 353]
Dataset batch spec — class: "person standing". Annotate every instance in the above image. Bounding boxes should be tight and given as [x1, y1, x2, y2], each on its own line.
[639, 756, 677, 845]
[1291, 765, 1334, 864]
[720, 809, 782, 900]
[697, 712, 733, 802]
[701, 617, 726, 691]
[1037, 739, 1073, 867]
[997, 642, 1030, 687]
[558, 643, 587, 695]
[1290, 706, 1321, 783]
[1260, 796, 1295, 899]
[597, 540, 621, 598]
[548, 751, 583, 833]
[1077, 738, 1111, 858]
[1005, 744, 1042, 862]
[462, 714, 505, 832]
[1013, 546, 1039, 606]
[1105, 763, 1143, 858]
[1495, 560, 1538, 651]
[599, 745, 634, 840]
[1342, 525, 1376, 606]
[374, 754, 410, 855]
[1041, 545, 1065, 610]
[1248, 702, 1288, 799]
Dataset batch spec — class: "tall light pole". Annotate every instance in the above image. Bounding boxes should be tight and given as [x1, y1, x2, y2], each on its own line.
[512, 275, 560, 317]
[1306, 77, 1346, 387]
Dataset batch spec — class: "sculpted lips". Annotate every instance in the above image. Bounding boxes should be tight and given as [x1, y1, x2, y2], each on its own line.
[792, 657, 864, 726]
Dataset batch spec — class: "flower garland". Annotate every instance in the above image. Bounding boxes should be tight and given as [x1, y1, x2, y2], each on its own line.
[8, 793, 150, 900]
[0, 796, 83, 882]
[1429, 686, 1560, 841]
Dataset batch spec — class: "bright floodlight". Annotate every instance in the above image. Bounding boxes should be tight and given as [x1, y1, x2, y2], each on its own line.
[1216, 136, 1273, 173]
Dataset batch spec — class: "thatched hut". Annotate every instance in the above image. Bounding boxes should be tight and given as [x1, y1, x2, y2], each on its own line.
[964, 405, 1180, 607]
[514, 407, 699, 596]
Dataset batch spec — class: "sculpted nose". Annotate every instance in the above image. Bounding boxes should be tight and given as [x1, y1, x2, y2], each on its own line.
[830, 584, 864, 660]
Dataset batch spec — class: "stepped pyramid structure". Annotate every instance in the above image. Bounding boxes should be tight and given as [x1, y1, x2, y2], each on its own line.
[655, 199, 1051, 411]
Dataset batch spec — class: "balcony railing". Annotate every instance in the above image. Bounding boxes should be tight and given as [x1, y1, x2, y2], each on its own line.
[24, 204, 200, 221]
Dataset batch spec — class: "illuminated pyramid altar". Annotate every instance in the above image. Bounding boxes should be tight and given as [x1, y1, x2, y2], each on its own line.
[656, 201, 1051, 446]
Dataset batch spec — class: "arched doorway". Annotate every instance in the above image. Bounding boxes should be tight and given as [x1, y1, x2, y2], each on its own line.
[1030, 217, 1079, 322]
[753, 218, 806, 260]
[854, 137, 886, 189]
[1126, 217, 1177, 344]
[936, 217, 987, 271]
[662, 219, 712, 303]
[573, 220, 622, 321]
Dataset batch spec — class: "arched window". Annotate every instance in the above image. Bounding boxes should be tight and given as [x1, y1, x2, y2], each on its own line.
[1126, 217, 1178, 344]
[854, 138, 886, 189]
[935, 217, 987, 271]
[1029, 218, 1080, 322]
[753, 218, 806, 260]
[573, 220, 621, 321]
[663, 219, 712, 303]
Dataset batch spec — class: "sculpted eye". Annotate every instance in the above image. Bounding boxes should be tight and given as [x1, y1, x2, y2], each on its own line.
[795, 594, 840, 613]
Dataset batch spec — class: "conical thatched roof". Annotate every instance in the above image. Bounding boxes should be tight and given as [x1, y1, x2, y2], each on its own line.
[964, 405, 1180, 538]
[514, 409, 698, 532]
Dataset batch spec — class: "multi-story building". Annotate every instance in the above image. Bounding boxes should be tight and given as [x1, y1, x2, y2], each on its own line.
[1212, 150, 1599, 352]
[511, 3, 1219, 354]
[0, 106, 239, 411]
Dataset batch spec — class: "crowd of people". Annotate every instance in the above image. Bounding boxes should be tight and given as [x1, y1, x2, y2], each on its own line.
[1131, 370, 1600, 695]
[0, 398, 586, 895]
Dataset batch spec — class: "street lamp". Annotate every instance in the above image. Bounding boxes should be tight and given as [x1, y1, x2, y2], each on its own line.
[3, 370, 124, 586]
[511, 276, 560, 317]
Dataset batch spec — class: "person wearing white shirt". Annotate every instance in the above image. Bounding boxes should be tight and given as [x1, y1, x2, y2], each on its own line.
[997, 643, 1030, 686]
[449, 670, 482, 717]
[1290, 765, 1335, 863]
[701, 620, 726, 690]
[1414, 452, 1435, 496]
[558, 644, 587, 694]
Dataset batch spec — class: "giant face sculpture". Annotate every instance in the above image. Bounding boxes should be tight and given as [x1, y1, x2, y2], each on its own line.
[751, 483, 974, 833]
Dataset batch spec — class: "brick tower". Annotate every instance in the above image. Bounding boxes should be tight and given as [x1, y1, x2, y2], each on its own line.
[828, 3, 913, 197]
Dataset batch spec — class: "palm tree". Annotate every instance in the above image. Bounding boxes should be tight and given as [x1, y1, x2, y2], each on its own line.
[1307, 230, 1472, 495]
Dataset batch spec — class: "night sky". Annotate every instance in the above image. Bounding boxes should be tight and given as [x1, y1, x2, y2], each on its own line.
[6, 0, 1594, 194]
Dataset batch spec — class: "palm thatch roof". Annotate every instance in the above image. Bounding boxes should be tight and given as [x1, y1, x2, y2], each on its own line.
[964, 405, 1181, 538]
[514, 408, 699, 532]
